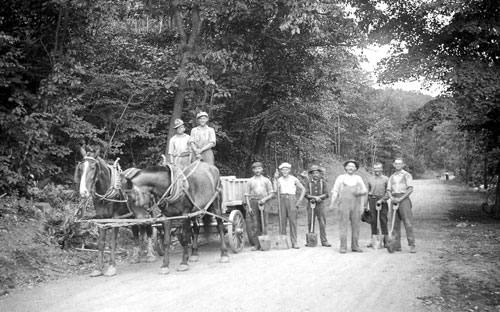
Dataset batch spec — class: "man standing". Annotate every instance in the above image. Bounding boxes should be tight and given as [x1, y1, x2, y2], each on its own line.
[387, 157, 416, 253]
[244, 162, 275, 251]
[189, 111, 216, 165]
[167, 118, 191, 168]
[305, 165, 331, 247]
[366, 162, 389, 247]
[275, 162, 306, 249]
[329, 160, 367, 253]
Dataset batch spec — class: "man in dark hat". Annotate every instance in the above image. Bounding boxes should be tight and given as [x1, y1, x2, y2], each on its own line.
[305, 165, 331, 247]
[329, 159, 367, 253]
[244, 162, 275, 251]
[189, 111, 216, 165]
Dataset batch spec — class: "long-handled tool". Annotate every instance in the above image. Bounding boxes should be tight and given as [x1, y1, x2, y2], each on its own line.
[306, 200, 318, 247]
[387, 202, 399, 253]
[275, 174, 289, 249]
[257, 203, 271, 251]
[372, 203, 382, 249]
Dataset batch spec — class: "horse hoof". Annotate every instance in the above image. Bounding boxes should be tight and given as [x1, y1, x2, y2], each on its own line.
[90, 270, 103, 277]
[189, 255, 199, 262]
[104, 266, 117, 277]
[177, 264, 189, 272]
[219, 256, 230, 263]
[159, 267, 170, 275]
[146, 255, 158, 263]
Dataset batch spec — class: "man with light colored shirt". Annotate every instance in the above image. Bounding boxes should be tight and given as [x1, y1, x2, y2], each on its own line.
[329, 159, 367, 253]
[275, 162, 306, 249]
[189, 111, 216, 165]
[168, 118, 191, 168]
[366, 162, 389, 247]
[387, 157, 416, 253]
[244, 162, 275, 251]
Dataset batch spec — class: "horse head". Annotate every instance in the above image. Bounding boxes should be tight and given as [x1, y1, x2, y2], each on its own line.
[77, 146, 105, 198]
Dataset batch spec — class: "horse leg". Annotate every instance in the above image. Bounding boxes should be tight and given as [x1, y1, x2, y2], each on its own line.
[130, 225, 141, 264]
[190, 219, 200, 262]
[160, 219, 172, 275]
[144, 225, 157, 263]
[213, 196, 229, 263]
[104, 227, 118, 276]
[177, 219, 190, 272]
[90, 227, 106, 277]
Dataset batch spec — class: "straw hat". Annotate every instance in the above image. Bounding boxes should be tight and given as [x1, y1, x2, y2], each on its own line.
[173, 118, 184, 129]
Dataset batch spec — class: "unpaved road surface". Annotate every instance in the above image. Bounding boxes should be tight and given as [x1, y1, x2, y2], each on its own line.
[0, 180, 464, 311]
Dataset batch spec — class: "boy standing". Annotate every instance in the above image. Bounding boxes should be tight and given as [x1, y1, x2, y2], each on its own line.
[167, 118, 191, 168]
[189, 111, 216, 165]
[244, 162, 275, 251]
[275, 162, 306, 249]
[305, 165, 331, 247]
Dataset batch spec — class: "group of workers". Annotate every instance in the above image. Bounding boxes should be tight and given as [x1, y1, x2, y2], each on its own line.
[168, 112, 416, 254]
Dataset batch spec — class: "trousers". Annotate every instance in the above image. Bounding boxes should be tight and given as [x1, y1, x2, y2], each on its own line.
[368, 197, 388, 235]
[339, 185, 361, 250]
[280, 194, 298, 245]
[392, 195, 415, 247]
[248, 199, 269, 248]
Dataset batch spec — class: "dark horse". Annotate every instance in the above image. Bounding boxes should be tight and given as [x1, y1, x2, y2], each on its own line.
[75, 147, 156, 277]
[122, 160, 229, 274]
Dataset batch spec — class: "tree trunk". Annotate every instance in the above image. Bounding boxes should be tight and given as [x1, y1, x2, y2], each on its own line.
[166, 1, 202, 153]
[493, 158, 500, 219]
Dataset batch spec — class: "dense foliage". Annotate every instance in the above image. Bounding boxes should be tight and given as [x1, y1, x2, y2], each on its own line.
[1, 0, 434, 196]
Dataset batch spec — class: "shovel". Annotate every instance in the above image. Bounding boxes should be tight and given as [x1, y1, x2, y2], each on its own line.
[387, 202, 399, 253]
[275, 178, 289, 249]
[306, 200, 318, 247]
[257, 203, 271, 251]
[372, 203, 382, 249]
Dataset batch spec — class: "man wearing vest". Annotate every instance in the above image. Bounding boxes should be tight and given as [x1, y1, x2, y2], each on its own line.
[275, 162, 306, 249]
[387, 157, 416, 253]
[305, 165, 331, 247]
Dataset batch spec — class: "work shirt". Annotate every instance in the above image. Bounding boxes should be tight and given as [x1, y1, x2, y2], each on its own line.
[306, 179, 329, 200]
[168, 133, 191, 157]
[387, 169, 413, 194]
[331, 174, 367, 200]
[278, 175, 302, 195]
[245, 175, 274, 199]
[367, 175, 389, 200]
[189, 125, 216, 149]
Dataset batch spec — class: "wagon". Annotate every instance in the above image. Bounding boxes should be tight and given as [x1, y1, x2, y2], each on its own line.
[151, 175, 250, 255]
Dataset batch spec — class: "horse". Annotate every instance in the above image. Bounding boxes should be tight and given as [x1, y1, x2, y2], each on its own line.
[122, 160, 229, 275]
[75, 146, 156, 277]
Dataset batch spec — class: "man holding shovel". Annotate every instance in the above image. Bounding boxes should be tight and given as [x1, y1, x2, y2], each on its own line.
[245, 162, 275, 251]
[387, 157, 416, 253]
[366, 162, 389, 248]
[329, 160, 367, 253]
[275, 162, 306, 249]
[305, 165, 331, 247]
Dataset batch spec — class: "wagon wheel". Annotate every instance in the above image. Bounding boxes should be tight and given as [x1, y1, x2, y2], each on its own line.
[227, 210, 246, 253]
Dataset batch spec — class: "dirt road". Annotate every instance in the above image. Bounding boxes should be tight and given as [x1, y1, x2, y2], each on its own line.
[0, 180, 457, 311]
